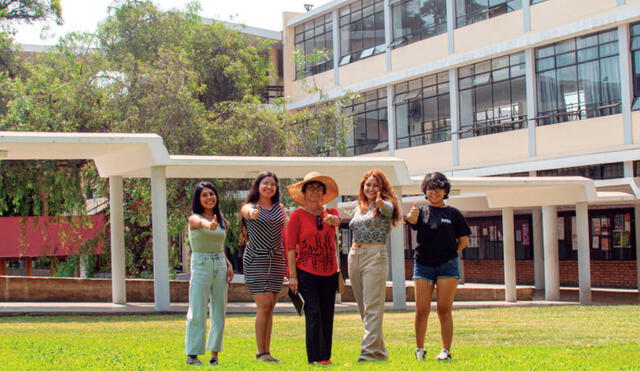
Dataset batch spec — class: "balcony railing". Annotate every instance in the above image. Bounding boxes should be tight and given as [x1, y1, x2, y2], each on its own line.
[535, 101, 621, 126]
[458, 115, 527, 138]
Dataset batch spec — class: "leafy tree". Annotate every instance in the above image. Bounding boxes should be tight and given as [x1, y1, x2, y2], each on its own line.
[0, 0, 62, 24]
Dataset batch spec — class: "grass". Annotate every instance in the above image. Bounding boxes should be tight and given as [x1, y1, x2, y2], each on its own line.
[0, 305, 639, 370]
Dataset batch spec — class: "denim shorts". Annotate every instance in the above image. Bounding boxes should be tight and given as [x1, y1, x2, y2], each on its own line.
[413, 258, 460, 283]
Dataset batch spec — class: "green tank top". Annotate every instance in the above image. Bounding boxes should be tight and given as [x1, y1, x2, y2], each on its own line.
[189, 220, 226, 253]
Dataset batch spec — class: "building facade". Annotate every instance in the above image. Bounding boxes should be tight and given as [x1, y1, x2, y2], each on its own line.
[283, 0, 640, 289]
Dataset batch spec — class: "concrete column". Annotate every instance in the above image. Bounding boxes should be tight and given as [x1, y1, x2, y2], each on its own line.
[542, 205, 560, 301]
[151, 166, 170, 311]
[618, 24, 633, 145]
[635, 205, 640, 293]
[522, 0, 531, 33]
[387, 85, 396, 155]
[79, 257, 88, 278]
[525, 48, 537, 157]
[446, 0, 455, 54]
[390, 186, 407, 309]
[384, 0, 392, 72]
[449, 68, 460, 166]
[332, 9, 340, 87]
[109, 176, 127, 304]
[532, 207, 544, 290]
[624, 161, 634, 178]
[575, 202, 592, 304]
[502, 208, 517, 302]
[24, 258, 33, 276]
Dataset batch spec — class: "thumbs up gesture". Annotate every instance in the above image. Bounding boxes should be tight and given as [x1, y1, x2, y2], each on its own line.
[375, 191, 384, 209]
[249, 204, 261, 220]
[322, 209, 339, 227]
[407, 202, 419, 224]
[209, 215, 219, 230]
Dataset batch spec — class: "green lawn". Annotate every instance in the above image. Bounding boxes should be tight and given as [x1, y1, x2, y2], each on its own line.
[1, 306, 639, 370]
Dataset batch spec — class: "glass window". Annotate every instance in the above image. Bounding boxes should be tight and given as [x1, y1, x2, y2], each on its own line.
[344, 88, 389, 155]
[458, 52, 527, 138]
[630, 22, 640, 110]
[394, 71, 451, 149]
[463, 215, 533, 260]
[339, 0, 386, 65]
[535, 29, 621, 125]
[390, 0, 447, 48]
[530, 0, 548, 4]
[456, 0, 522, 29]
[295, 14, 334, 79]
[537, 162, 624, 180]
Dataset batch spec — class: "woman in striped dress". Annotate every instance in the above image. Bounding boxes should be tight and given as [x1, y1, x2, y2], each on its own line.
[240, 171, 287, 362]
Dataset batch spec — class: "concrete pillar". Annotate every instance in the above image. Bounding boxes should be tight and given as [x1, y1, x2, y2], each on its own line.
[502, 208, 517, 302]
[618, 24, 633, 145]
[384, 0, 392, 72]
[624, 161, 634, 178]
[575, 202, 592, 304]
[151, 166, 170, 311]
[522, 0, 531, 32]
[525, 48, 537, 157]
[390, 186, 407, 309]
[109, 176, 127, 304]
[449, 68, 460, 166]
[79, 257, 88, 278]
[387, 85, 396, 155]
[635, 205, 640, 293]
[532, 207, 544, 290]
[332, 9, 340, 87]
[542, 205, 560, 301]
[446, 0, 455, 54]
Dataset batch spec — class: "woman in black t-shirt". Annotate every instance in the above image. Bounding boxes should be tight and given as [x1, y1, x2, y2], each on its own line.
[406, 172, 470, 362]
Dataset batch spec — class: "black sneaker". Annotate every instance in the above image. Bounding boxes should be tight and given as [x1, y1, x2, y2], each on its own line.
[186, 355, 202, 366]
[209, 357, 219, 366]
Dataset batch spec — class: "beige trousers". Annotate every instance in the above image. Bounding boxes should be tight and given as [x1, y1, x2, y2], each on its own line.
[348, 244, 388, 361]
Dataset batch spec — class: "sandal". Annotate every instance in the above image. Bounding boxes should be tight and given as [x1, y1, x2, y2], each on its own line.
[256, 352, 280, 362]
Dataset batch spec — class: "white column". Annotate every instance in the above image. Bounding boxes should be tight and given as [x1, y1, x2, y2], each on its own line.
[635, 205, 640, 293]
[525, 48, 537, 157]
[79, 257, 88, 278]
[390, 186, 406, 309]
[502, 208, 517, 302]
[387, 86, 396, 155]
[619, 24, 633, 145]
[446, 0, 455, 54]
[332, 9, 340, 87]
[532, 207, 544, 290]
[151, 166, 170, 311]
[542, 205, 560, 301]
[384, 0, 393, 72]
[617, 0, 626, 6]
[449, 68, 460, 166]
[109, 176, 126, 304]
[624, 161, 634, 178]
[575, 202, 592, 304]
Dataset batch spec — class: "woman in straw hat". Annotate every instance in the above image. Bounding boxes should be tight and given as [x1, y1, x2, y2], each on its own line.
[348, 169, 402, 362]
[286, 171, 341, 366]
[240, 171, 287, 362]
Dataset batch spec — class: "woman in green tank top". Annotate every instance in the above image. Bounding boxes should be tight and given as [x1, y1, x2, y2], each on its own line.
[185, 182, 234, 366]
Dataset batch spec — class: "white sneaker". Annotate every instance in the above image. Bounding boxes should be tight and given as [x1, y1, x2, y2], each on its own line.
[435, 348, 452, 360]
[415, 348, 426, 360]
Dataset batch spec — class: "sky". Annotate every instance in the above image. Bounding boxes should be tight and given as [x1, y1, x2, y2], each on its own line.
[12, 0, 333, 46]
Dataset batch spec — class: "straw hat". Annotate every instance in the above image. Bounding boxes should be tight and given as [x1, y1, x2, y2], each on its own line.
[287, 171, 339, 206]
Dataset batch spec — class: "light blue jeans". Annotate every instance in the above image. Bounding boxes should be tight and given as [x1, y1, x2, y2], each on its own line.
[185, 252, 228, 355]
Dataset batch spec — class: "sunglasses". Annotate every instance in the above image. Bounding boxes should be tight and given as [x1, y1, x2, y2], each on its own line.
[316, 215, 324, 231]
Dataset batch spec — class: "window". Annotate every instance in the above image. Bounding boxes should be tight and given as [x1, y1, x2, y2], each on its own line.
[634, 160, 640, 177]
[394, 71, 451, 148]
[344, 88, 389, 155]
[455, 0, 522, 28]
[295, 14, 334, 79]
[537, 163, 624, 180]
[339, 0, 386, 66]
[557, 209, 636, 261]
[391, 0, 447, 48]
[630, 22, 640, 110]
[535, 29, 621, 125]
[530, 0, 548, 4]
[463, 215, 533, 260]
[458, 52, 527, 138]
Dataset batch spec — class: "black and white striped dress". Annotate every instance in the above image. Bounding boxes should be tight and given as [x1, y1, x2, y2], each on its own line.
[243, 204, 287, 294]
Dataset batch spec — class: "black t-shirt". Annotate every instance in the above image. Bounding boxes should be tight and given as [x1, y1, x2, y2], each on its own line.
[410, 205, 471, 267]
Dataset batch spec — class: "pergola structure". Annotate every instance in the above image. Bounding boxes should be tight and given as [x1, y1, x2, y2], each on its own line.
[1, 131, 638, 310]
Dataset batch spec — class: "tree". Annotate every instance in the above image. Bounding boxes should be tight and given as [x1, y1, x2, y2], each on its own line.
[0, 0, 62, 24]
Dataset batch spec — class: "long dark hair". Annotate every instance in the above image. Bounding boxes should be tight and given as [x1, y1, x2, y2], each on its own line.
[192, 181, 225, 229]
[238, 171, 280, 246]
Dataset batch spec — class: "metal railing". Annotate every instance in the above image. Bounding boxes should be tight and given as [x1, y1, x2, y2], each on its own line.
[534, 102, 621, 126]
[457, 115, 527, 138]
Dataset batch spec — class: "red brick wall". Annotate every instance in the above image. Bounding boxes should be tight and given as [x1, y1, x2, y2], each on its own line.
[460, 260, 638, 288]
